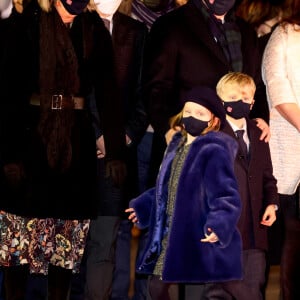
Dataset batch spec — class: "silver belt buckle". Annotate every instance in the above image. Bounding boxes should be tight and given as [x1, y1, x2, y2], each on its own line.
[51, 94, 63, 110]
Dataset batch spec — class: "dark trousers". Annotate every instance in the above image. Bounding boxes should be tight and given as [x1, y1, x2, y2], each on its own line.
[5, 265, 71, 300]
[0, 269, 4, 300]
[84, 157, 123, 300]
[147, 275, 179, 300]
[222, 249, 266, 300]
[132, 131, 153, 300]
[3, 265, 29, 300]
[110, 220, 132, 300]
[84, 216, 120, 300]
[279, 193, 300, 300]
[132, 229, 150, 300]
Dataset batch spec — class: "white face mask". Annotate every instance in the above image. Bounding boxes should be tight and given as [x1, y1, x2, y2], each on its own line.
[94, 0, 122, 18]
[0, 0, 11, 11]
[0, 0, 12, 19]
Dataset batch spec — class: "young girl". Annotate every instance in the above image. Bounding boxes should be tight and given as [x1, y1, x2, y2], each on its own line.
[126, 86, 243, 300]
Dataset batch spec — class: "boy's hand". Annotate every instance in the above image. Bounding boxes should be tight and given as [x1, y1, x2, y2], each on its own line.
[260, 205, 277, 226]
[255, 118, 271, 142]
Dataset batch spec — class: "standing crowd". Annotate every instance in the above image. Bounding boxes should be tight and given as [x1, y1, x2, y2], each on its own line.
[0, 0, 300, 300]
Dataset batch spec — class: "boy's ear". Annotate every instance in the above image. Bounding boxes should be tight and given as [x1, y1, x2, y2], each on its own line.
[250, 99, 255, 110]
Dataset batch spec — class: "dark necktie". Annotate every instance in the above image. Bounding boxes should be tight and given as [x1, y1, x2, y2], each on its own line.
[235, 129, 248, 160]
[103, 19, 110, 31]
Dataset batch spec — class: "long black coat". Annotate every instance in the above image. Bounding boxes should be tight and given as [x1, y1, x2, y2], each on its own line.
[112, 12, 149, 213]
[88, 11, 148, 216]
[0, 4, 125, 219]
[222, 119, 279, 251]
[144, 0, 268, 185]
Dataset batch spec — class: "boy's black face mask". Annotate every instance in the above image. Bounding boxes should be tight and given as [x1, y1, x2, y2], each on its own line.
[223, 100, 251, 119]
[204, 0, 235, 16]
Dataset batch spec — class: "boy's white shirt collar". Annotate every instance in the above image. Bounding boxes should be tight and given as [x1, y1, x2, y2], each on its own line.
[227, 118, 250, 149]
[227, 118, 247, 132]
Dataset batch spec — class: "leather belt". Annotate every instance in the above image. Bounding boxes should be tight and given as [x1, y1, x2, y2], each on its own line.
[30, 94, 85, 110]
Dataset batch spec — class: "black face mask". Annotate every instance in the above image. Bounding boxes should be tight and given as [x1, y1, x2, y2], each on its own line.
[182, 116, 209, 137]
[223, 100, 251, 119]
[204, 0, 235, 16]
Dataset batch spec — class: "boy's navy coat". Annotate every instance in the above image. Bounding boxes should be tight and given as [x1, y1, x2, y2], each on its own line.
[130, 131, 243, 283]
[222, 118, 279, 251]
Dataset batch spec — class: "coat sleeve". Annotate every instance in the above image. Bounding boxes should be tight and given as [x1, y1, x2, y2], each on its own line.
[143, 16, 180, 138]
[129, 187, 156, 229]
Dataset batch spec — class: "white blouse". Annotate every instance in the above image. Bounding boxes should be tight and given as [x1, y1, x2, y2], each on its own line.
[262, 23, 300, 194]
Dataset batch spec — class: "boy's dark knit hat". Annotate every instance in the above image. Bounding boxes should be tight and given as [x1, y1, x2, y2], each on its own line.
[60, 0, 89, 15]
[181, 86, 226, 128]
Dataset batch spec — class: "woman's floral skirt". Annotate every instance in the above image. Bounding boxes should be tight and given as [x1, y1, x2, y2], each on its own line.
[0, 210, 89, 274]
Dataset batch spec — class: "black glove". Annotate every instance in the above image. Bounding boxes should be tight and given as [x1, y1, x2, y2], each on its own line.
[105, 159, 127, 187]
[3, 163, 25, 187]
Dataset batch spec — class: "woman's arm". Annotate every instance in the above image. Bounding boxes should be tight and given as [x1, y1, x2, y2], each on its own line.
[275, 103, 300, 132]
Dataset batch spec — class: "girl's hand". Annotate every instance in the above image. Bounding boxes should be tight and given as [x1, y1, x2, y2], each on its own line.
[200, 228, 219, 243]
[125, 208, 139, 223]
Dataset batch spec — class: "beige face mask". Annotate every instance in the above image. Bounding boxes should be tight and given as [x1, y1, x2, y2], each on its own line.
[94, 0, 122, 17]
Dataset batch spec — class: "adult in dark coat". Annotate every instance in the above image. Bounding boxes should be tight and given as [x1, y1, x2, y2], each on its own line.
[143, 0, 269, 186]
[80, 2, 149, 300]
[0, 0, 125, 219]
[0, 0, 126, 299]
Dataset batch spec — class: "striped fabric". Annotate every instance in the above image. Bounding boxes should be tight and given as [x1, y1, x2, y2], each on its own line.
[131, 0, 176, 29]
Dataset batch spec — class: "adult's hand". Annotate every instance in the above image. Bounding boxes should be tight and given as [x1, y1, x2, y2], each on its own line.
[3, 163, 25, 187]
[96, 135, 106, 158]
[105, 159, 127, 187]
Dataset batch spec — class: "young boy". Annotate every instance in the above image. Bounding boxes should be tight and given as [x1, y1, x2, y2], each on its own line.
[214, 72, 279, 300]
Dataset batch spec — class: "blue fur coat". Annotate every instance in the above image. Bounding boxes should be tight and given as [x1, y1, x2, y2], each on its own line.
[130, 131, 242, 283]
